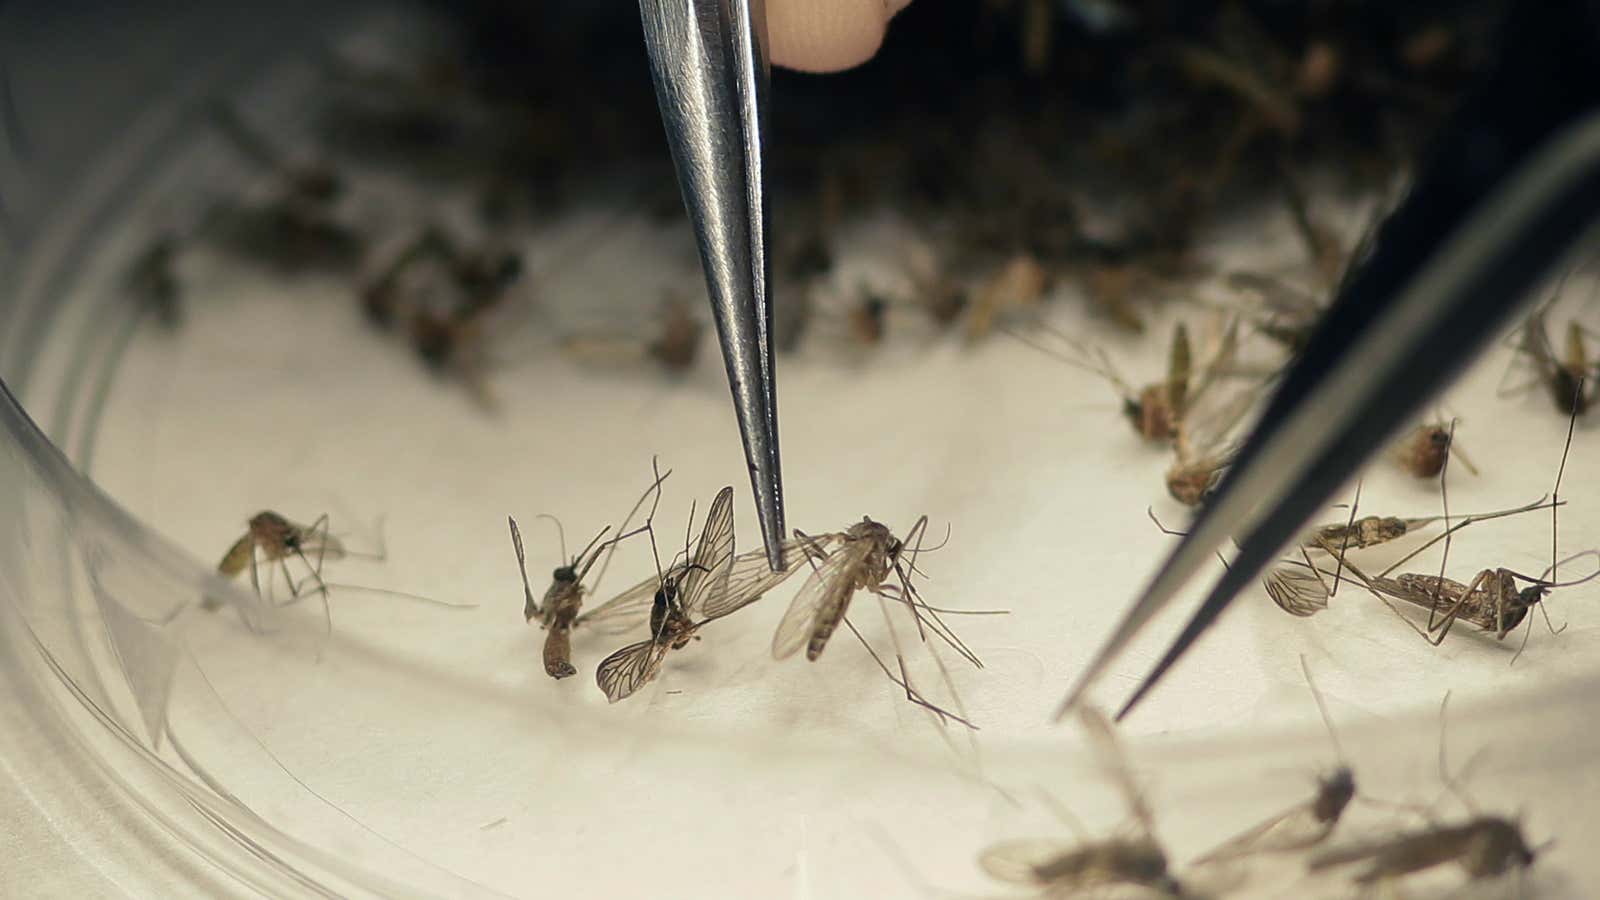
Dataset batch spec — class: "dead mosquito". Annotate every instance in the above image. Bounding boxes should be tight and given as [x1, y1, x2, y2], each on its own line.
[979, 706, 1183, 897]
[594, 484, 751, 703]
[1266, 496, 1560, 619]
[508, 466, 669, 679]
[1165, 381, 1260, 507]
[1289, 409, 1595, 653]
[1499, 298, 1600, 416]
[560, 292, 706, 375]
[1307, 695, 1546, 889]
[965, 252, 1050, 343]
[772, 515, 994, 728]
[199, 101, 364, 272]
[206, 510, 457, 635]
[1193, 657, 1354, 865]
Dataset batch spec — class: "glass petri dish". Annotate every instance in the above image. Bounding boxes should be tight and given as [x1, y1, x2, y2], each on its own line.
[3, 3, 1598, 897]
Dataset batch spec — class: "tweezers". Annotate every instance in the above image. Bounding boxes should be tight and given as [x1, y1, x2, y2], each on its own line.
[638, 0, 786, 571]
[1059, 0, 1600, 722]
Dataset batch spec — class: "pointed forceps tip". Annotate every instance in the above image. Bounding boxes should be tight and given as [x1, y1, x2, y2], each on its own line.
[639, 0, 786, 570]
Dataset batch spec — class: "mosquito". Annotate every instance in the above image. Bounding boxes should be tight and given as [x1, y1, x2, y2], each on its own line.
[594, 485, 752, 703]
[204, 510, 454, 636]
[964, 252, 1050, 343]
[1299, 408, 1594, 654]
[771, 516, 992, 727]
[125, 235, 182, 329]
[1165, 381, 1259, 506]
[979, 706, 1184, 897]
[1307, 695, 1546, 889]
[560, 292, 706, 375]
[1266, 498, 1559, 619]
[201, 101, 364, 272]
[1193, 657, 1355, 864]
[1499, 298, 1599, 416]
[508, 466, 669, 679]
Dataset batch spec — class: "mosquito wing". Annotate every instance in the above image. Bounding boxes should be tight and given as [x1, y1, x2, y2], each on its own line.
[771, 536, 870, 660]
[1264, 566, 1329, 617]
[217, 533, 255, 577]
[1193, 803, 1330, 864]
[700, 538, 818, 622]
[1078, 706, 1157, 839]
[977, 839, 1066, 886]
[594, 637, 670, 703]
[679, 486, 735, 619]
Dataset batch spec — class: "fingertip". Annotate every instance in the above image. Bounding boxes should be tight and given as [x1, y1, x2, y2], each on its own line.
[767, 0, 913, 73]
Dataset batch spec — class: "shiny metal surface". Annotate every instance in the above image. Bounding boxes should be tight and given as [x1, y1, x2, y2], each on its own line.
[638, 0, 785, 571]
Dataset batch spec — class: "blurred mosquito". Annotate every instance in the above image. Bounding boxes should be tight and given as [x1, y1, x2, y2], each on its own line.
[125, 235, 182, 329]
[1307, 695, 1546, 890]
[1499, 296, 1600, 416]
[508, 466, 670, 679]
[979, 706, 1183, 897]
[965, 252, 1050, 343]
[1165, 381, 1259, 507]
[594, 484, 753, 703]
[772, 516, 995, 728]
[200, 101, 364, 272]
[560, 292, 705, 375]
[1193, 657, 1355, 865]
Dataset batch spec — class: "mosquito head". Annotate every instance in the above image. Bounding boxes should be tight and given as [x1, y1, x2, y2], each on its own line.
[552, 564, 579, 584]
[1315, 767, 1357, 824]
[1552, 368, 1588, 415]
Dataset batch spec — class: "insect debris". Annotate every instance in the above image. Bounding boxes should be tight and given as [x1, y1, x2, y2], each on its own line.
[508, 466, 670, 679]
[1307, 695, 1545, 888]
[1193, 656, 1355, 866]
[772, 515, 994, 728]
[979, 706, 1183, 897]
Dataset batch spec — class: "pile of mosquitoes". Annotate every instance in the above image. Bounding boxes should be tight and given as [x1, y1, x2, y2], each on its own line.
[107, 0, 1600, 895]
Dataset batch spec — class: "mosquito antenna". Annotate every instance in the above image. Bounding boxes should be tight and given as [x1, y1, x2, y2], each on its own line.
[508, 516, 540, 620]
[1300, 655, 1345, 763]
[536, 514, 570, 564]
[644, 462, 669, 590]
